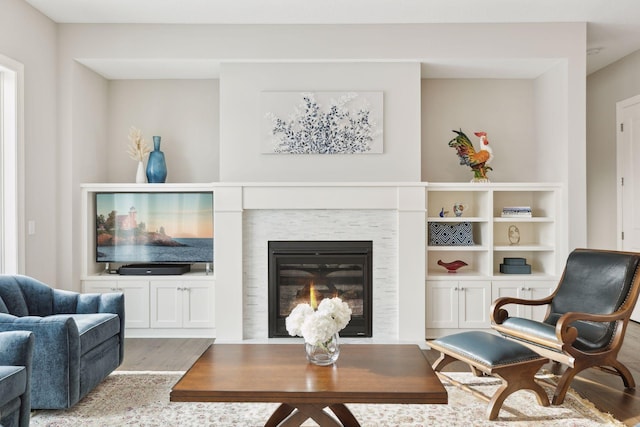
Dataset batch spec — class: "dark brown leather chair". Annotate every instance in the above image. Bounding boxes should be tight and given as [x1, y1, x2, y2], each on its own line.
[491, 248, 640, 404]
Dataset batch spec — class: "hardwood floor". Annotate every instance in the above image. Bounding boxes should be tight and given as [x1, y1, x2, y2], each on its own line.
[118, 323, 640, 426]
[118, 338, 214, 371]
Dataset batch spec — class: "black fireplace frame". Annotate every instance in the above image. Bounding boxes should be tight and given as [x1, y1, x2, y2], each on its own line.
[268, 240, 373, 338]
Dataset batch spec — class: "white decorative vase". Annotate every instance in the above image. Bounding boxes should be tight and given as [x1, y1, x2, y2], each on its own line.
[305, 333, 340, 366]
[135, 161, 146, 183]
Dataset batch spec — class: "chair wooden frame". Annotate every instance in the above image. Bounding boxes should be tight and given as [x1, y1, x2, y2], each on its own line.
[491, 249, 640, 405]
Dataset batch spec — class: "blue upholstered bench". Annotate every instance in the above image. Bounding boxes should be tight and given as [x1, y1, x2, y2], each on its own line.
[429, 331, 550, 420]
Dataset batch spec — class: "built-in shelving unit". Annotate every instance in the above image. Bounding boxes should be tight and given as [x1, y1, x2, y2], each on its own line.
[425, 182, 563, 338]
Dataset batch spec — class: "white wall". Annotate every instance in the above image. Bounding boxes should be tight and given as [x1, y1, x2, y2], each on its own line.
[107, 79, 219, 183]
[587, 49, 640, 249]
[421, 79, 536, 182]
[220, 62, 421, 182]
[0, 0, 58, 284]
[69, 63, 109, 290]
[534, 62, 571, 258]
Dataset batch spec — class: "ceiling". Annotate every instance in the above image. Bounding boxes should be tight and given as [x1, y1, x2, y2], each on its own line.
[23, 0, 640, 75]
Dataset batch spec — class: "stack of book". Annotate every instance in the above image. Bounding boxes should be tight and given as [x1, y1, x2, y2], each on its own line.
[501, 206, 532, 217]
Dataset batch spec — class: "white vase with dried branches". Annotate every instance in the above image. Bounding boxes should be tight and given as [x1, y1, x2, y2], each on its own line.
[127, 126, 151, 183]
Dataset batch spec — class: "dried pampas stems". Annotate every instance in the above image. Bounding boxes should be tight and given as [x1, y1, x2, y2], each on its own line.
[127, 126, 151, 162]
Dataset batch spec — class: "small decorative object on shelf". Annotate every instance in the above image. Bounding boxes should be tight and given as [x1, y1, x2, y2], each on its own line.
[453, 202, 466, 217]
[126, 126, 151, 183]
[448, 129, 493, 182]
[439, 207, 449, 217]
[429, 222, 475, 246]
[500, 257, 531, 274]
[437, 259, 468, 273]
[146, 136, 168, 183]
[501, 206, 532, 217]
[508, 225, 521, 245]
[286, 296, 352, 366]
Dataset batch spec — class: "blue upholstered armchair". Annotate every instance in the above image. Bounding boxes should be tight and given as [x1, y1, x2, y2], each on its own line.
[0, 331, 34, 427]
[0, 275, 124, 409]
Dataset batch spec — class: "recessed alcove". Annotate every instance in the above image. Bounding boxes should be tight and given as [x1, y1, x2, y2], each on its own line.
[71, 23, 583, 342]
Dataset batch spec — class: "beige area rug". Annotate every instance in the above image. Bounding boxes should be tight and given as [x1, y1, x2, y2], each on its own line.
[29, 371, 624, 427]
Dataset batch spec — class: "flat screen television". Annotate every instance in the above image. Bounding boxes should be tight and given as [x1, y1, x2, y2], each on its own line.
[95, 192, 214, 266]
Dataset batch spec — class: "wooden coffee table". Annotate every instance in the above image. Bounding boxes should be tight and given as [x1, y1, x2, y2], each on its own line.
[170, 343, 447, 427]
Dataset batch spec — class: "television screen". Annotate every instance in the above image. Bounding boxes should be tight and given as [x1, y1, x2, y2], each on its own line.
[95, 192, 213, 264]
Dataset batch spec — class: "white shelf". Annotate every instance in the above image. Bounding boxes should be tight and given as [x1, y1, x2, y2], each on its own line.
[428, 217, 487, 222]
[493, 245, 555, 251]
[427, 270, 488, 278]
[428, 245, 488, 251]
[494, 217, 554, 223]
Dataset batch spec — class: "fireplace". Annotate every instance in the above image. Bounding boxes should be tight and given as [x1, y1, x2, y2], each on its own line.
[268, 240, 373, 338]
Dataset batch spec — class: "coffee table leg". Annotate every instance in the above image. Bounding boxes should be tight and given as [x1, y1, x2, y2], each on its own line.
[265, 402, 361, 427]
[264, 403, 295, 427]
[329, 403, 361, 426]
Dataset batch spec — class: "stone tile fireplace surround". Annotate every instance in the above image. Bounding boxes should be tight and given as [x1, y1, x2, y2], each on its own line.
[213, 184, 427, 345]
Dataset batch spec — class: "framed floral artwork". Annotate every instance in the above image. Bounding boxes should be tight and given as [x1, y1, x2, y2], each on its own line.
[261, 91, 383, 154]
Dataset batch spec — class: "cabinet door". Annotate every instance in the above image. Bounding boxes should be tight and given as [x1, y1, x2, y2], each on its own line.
[83, 280, 149, 329]
[458, 281, 491, 329]
[117, 281, 150, 329]
[426, 281, 458, 329]
[83, 280, 119, 294]
[492, 281, 530, 319]
[182, 282, 214, 328]
[150, 281, 182, 328]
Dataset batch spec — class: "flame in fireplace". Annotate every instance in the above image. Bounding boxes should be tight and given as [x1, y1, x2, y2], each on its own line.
[309, 282, 318, 309]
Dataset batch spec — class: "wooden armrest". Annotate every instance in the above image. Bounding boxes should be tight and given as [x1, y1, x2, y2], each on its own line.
[490, 295, 553, 324]
[555, 309, 629, 345]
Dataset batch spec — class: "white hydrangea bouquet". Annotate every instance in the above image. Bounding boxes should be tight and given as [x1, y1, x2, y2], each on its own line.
[285, 297, 352, 346]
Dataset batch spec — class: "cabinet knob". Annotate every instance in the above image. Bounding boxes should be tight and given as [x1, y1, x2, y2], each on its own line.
[459, 287, 465, 291]
[521, 287, 526, 291]
[454, 287, 459, 291]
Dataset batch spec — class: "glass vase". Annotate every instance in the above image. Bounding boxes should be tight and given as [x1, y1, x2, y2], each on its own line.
[146, 136, 167, 183]
[305, 333, 340, 366]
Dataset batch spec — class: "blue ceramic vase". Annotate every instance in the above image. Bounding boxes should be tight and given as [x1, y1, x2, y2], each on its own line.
[146, 136, 167, 183]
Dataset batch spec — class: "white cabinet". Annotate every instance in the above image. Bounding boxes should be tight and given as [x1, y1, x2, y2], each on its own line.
[83, 279, 150, 329]
[492, 280, 556, 322]
[82, 276, 214, 337]
[150, 280, 214, 329]
[426, 280, 492, 331]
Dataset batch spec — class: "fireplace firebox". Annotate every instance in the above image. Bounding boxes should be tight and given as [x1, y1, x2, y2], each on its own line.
[268, 241, 373, 338]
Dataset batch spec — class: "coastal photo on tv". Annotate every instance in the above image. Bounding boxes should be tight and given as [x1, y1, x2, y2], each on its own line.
[95, 192, 214, 264]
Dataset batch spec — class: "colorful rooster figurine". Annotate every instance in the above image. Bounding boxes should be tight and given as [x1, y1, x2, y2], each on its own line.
[438, 259, 468, 273]
[448, 129, 493, 182]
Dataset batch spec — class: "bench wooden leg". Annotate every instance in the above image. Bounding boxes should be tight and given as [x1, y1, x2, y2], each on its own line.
[432, 349, 549, 421]
[432, 353, 457, 372]
[488, 359, 549, 420]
